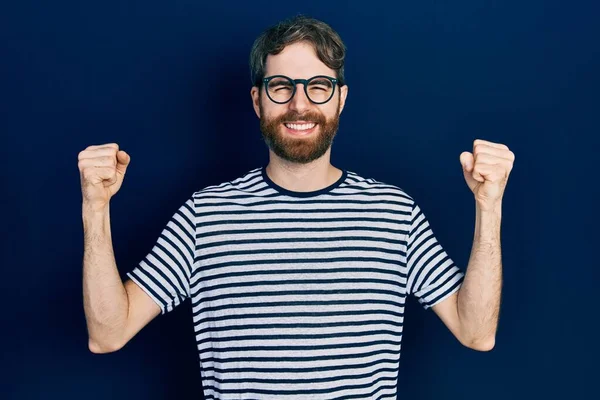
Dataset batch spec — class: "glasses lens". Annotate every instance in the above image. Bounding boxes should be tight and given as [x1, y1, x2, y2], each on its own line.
[267, 77, 294, 103]
[306, 77, 334, 103]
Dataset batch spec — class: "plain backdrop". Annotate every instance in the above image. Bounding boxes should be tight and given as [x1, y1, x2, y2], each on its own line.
[2, 1, 599, 399]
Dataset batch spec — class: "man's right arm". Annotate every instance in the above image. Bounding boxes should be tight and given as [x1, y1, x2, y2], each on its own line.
[83, 204, 160, 354]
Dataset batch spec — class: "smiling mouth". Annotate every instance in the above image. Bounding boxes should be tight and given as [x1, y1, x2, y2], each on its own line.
[283, 122, 317, 132]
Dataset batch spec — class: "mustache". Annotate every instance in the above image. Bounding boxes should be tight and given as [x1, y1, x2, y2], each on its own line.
[277, 111, 326, 123]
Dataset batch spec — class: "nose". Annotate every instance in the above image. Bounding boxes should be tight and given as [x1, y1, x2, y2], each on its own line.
[288, 83, 311, 113]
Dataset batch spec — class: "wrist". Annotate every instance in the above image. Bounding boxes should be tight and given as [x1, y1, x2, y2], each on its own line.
[82, 202, 111, 231]
[476, 201, 502, 217]
[475, 203, 501, 242]
[82, 201, 109, 215]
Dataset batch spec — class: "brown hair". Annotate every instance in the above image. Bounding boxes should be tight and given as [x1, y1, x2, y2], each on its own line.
[249, 15, 347, 88]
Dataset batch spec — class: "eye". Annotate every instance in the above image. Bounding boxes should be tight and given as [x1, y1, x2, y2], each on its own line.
[268, 79, 293, 92]
[308, 79, 332, 91]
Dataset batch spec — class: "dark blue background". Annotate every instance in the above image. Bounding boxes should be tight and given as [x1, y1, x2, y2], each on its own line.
[2, 1, 598, 399]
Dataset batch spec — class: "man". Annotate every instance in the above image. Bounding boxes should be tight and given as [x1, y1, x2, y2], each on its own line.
[79, 15, 514, 400]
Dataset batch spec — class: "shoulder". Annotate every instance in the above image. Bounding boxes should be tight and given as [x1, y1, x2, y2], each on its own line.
[344, 169, 416, 204]
[191, 167, 264, 200]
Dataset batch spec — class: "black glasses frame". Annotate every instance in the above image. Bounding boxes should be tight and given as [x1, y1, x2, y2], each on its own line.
[262, 75, 339, 105]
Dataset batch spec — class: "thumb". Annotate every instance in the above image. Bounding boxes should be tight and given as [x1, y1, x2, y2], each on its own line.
[116, 150, 130, 175]
[460, 151, 473, 172]
[460, 151, 479, 192]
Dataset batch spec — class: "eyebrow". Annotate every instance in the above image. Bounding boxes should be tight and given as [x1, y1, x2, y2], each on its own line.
[309, 79, 330, 84]
[269, 80, 294, 85]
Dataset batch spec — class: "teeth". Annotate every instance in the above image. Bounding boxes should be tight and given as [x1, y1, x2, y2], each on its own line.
[285, 123, 316, 131]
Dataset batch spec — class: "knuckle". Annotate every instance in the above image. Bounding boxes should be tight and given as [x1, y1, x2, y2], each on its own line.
[100, 155, 116, 165]
[82, 168, 94, 179]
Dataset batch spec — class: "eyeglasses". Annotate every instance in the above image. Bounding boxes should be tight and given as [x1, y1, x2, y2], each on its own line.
[262, 75, 339, 105]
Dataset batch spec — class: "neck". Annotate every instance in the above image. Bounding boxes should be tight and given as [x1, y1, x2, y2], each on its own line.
[265, 152, 342, 193]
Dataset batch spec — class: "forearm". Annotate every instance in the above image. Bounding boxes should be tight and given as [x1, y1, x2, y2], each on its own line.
[457, 203, 502, 349]
[82, 203, 129, 352]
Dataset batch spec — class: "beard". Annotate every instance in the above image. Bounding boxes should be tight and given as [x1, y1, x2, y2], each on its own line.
[259, 100, 340, 164]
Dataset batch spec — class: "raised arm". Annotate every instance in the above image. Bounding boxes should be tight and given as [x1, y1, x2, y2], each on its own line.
[79, 143, 160, 353]
[432, 139, 514, 350]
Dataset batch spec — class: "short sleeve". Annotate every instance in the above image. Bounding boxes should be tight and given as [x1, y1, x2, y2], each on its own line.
[126, 196, 196, 314]
[406, 202, 464, 310]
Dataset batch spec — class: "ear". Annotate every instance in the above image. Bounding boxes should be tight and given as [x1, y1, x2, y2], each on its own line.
[337, 84, 349, 115]
[250, 86, 261, 119]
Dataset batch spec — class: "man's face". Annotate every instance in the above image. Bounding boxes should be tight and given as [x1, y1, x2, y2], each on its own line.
[251, 42, 348, 164]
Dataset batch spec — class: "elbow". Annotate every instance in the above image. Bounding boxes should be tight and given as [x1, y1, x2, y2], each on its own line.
[463, 335, 496, 352]
[88, 337, 123, 354]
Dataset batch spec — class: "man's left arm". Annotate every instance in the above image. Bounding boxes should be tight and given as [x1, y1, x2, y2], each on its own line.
[432, 205, 502, 351]
[431, 139, 515, 352]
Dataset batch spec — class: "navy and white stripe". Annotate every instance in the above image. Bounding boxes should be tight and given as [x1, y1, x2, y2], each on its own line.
[127, 166, 464, 400]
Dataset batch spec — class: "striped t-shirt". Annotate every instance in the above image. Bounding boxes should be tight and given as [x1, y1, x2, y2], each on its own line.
[127, 166, 465, 400]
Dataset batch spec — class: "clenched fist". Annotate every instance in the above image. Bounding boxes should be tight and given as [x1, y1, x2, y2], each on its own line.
[78, 143, 130, 210]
